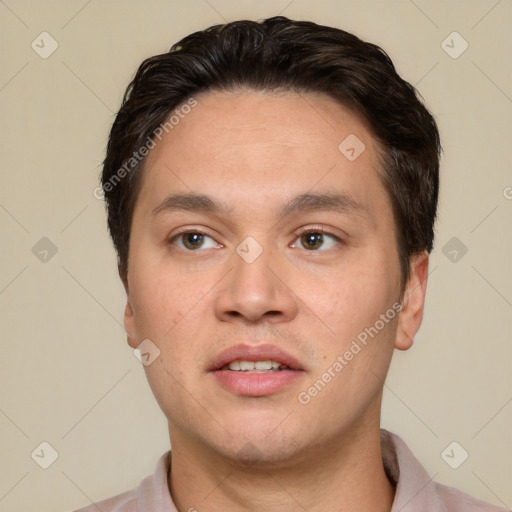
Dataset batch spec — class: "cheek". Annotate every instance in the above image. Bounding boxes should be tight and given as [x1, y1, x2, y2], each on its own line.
[128, 257, 218, 370]
[306, 251, 399, 344]
[129, 262, 184, 340]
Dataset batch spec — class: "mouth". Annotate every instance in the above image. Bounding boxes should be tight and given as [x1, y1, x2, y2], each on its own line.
[220, 360, 294, 372]
[209, 344, 306, 397]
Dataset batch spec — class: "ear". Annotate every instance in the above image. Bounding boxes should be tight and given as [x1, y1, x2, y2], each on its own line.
[123, 298, 139, 349]
[395, 250, 429, 351]
[120, 265, 139, 349]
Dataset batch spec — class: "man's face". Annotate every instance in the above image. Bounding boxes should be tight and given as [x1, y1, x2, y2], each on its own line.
[124, 90, 418, 464]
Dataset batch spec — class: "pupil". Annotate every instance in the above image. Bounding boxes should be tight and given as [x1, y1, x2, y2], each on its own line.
[184, 233, 203, 249]
[302, 233, 322, 249]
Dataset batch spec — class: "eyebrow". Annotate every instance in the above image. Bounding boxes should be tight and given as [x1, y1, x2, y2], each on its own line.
[152, 192, 370, 220]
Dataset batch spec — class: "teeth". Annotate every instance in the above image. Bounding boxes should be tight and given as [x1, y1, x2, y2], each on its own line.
[227, 360, 290, 372]
[240, 361, 255, 371]
[229, 360, 241, 371]
[255, 360, 272, 370]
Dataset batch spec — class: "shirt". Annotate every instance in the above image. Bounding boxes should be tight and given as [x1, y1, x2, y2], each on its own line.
[73, 429, 509, 511]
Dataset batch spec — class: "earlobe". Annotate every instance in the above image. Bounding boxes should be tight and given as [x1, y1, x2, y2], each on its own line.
[123, 299, 139, 349]
[395, 251, 429, 351]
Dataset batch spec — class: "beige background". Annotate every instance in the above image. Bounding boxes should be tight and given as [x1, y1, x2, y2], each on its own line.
[1, 1, 511, 511]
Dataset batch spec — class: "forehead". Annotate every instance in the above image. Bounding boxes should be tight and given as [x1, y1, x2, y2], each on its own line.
[146, 88, 378, 161]
[136, 89, 389, 223]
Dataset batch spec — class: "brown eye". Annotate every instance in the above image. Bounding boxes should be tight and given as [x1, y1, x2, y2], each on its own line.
[169, 231, 220, 251]
[301, 232, 324, 250]
[181, 233, 205, 250]
[292, 230, 341, 251]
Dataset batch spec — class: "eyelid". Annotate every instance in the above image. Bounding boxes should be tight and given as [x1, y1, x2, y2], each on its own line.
[294, 225, 345, 241]
[169, 226, 215, 239]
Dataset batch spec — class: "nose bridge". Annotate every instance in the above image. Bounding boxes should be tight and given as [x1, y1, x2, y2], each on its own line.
[214, 234, 298, 323]
[234, 234, 275, 292]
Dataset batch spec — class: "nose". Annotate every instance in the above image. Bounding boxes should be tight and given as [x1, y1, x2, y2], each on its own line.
[214, 241, 299, 324]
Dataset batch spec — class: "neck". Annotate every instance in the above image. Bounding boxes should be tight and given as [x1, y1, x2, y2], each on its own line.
[167, 423, 395, 512]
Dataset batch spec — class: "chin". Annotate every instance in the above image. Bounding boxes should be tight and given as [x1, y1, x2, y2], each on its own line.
[203, 415, 313, 468]
[220, 437, 307, 469]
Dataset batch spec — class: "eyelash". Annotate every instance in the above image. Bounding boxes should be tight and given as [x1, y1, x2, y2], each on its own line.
[168, 226, 343, 252]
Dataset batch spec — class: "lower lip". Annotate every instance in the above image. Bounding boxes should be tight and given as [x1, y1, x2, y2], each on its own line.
[212, 369, 305, 396]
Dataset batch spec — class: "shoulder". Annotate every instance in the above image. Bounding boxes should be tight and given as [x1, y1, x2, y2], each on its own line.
[382, 430, 510, 512]
[71, 451, 173, 512]
[72, 488, 138, 512]
[435, 482, 510, 512]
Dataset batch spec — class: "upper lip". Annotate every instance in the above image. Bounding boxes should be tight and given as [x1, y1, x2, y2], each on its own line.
[208, 343, 305, 371]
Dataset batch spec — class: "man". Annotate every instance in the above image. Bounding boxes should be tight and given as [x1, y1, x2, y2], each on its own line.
[78, 16, 508, 512]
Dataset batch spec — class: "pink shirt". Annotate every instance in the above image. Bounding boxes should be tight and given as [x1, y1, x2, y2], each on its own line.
[74, 430, 509, 511]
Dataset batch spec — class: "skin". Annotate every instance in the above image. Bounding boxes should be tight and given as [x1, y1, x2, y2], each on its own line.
[123, 89, 429, 512]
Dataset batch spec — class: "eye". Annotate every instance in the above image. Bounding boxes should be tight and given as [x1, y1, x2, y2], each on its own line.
[291, 228, 342, 251]
[169, 230, 222, 251]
